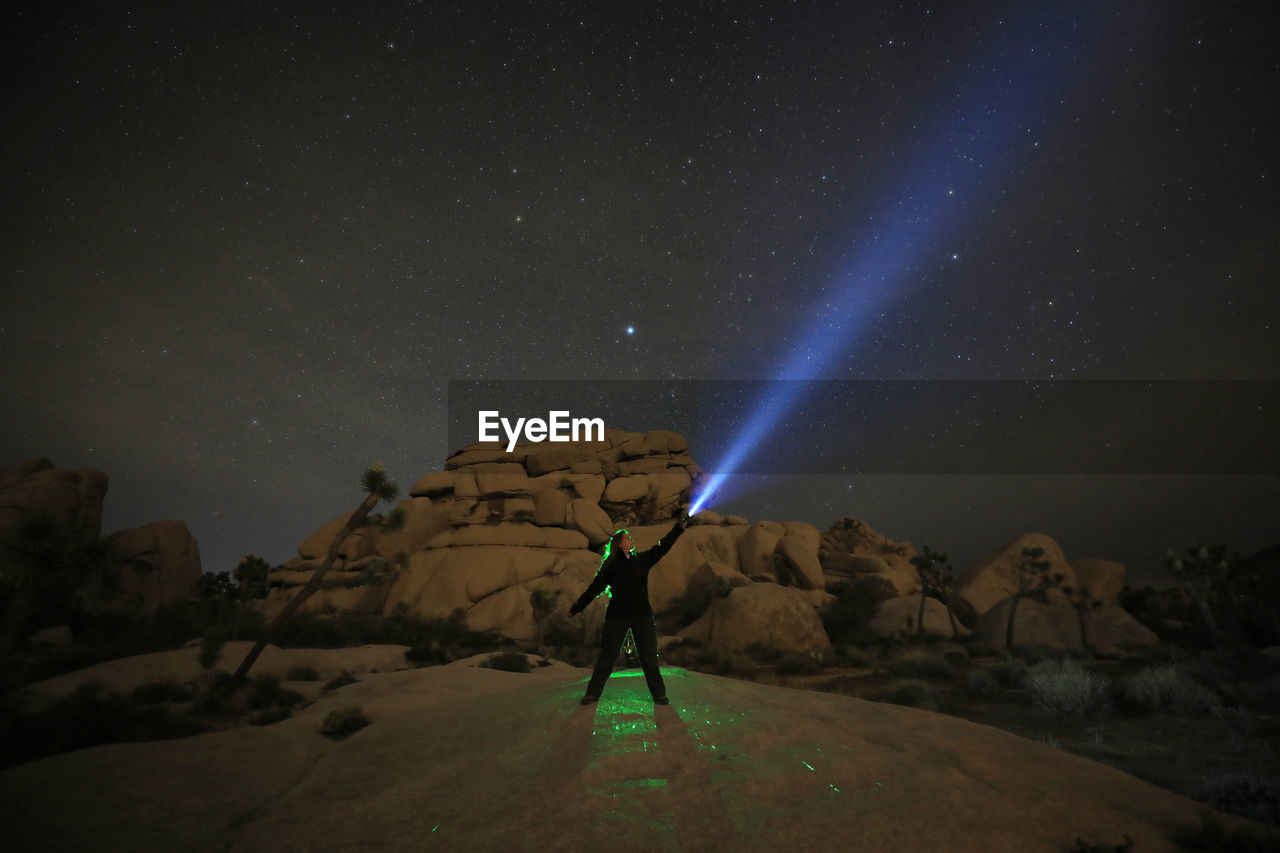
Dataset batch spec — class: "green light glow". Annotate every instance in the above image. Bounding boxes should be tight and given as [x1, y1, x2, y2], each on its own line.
[829, 784, 841, 792]
[801, 761, 815, 771]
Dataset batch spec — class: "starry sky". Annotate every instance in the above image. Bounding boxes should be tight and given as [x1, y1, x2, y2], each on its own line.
[3, 1, 1276, 585]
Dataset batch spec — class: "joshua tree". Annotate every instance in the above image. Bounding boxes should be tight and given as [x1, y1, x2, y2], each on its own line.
[227, 463, 403, 695]
[1163, 543, 1236, 649]
[1004, 545, 1065, 649]
[909, 545, 963, 638]
[0, 513, 118, 687]
[1062, 584, 1102, 650]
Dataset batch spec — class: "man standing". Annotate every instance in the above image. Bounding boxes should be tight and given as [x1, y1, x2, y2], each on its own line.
[569, 514, 690, 705]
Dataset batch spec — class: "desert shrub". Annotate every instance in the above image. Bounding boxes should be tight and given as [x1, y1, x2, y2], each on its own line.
[133, 680, 193, 704]
[323, 671, 358, 692]
[246, 674, 304, 710]
[250, 707, 291, 726]
[1171, 809, 1276, 852]
[286, 665, 321, 681]
[1, 682, 207, 768]
[320, 706, 371, 739]
[481, 652, 533, 673]
[1023, 658, 1111, 718]
[888, 650, 953, 681]
[775, 651, 825, 675]
[1120, 665, 1220, 716]
[1191, 774, 1280, 828]
[967, 669, 1001, 696]
[821, 577, 896, 645]
[875, 678, 938, 710]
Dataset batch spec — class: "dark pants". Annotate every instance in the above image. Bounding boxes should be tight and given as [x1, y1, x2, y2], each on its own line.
[585, 614, 666, 699]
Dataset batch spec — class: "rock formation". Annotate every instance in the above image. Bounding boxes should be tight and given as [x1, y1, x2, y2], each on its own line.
[974, 596, 1159, 654]
[0, 458, 202, 618]
[0, 457, 108, 537]
[267, 430, 839, 651]
[819, 516, 921, 597]
[107, 520, 204, 614]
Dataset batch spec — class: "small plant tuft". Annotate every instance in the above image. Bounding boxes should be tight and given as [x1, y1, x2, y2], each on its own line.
[286, 665, 321, 681]
[1120, 664, 1220, 716]
[320, 706, 371, 739]
[481, 651, 533, 673]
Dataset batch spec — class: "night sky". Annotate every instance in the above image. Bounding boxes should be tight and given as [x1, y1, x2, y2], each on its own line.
[3, 2, 1276, 585]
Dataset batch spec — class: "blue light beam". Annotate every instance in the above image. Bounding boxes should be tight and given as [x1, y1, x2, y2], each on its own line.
[690, 7, 1097, 516]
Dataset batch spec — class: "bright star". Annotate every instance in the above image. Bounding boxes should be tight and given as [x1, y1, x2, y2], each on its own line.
[626, 326, 635, 335]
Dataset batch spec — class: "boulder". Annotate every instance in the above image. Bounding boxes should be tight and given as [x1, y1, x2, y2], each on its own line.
[975, 596, 1081, 650]
[775, 532, 824, 590]
[649, 525, 740, 613]
[445, 446, 529, 468]
[425, 522, 589, 550]
[386, 547, 597, 620]
[688, 561, 752, 598]
[1086, 604, 1160, 654]
[678, 584, 830, 653]
[472, 463, 531, 497]
[602, 475, 650, 503]
[568, 499, 615, 547]
[953, 533, 1077, 625]
[819, 516, 920, 597]
[524, 446, 585, 477]
[298, 512, 349, 560]
[409, 471, 456, 498]
[736, 525, 780, 578]
[370, 498, 451, 561]
[531, 485, 570, 526]
[0, 458, 109, 537]
[108, 520, 202, 613]
[870, 596, 969, 639]
[1068, 558, 1126, 606]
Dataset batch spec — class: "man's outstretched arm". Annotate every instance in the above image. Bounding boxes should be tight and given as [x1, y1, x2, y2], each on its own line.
[640, 514, 690, 565]
[568, 565, 611, 616]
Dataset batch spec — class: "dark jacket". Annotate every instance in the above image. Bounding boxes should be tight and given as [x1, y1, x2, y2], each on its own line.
[571, 520, 687, 618]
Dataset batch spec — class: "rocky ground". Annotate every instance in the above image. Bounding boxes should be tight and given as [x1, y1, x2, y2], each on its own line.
[3, 650, 1277, 852]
